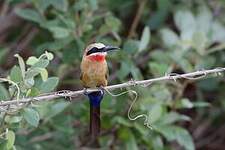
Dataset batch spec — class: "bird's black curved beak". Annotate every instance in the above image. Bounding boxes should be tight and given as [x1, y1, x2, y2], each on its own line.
[103, 46, 120, 52]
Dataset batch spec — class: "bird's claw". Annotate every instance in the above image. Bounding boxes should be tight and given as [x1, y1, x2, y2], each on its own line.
[83, 86, 105, 96]
[56, 90, 72, 101]
[83, 88, 89, 95]
[98, 86, 105, 95]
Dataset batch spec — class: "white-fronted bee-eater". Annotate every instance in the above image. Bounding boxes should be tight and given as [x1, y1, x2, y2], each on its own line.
[80, 43, 119, 145]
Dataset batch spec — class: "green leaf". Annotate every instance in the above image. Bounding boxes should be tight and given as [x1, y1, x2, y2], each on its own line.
[62, 48, 79, 64]
[192, 32, 207, 55]
[123, 40, 139, 54]
[196, 6, 212, 33]
[149, 84, 172, 102]
[149, 104, 163, 123]
[27, 87, 40, 97]
[126, 131, 138, 150]
[151, 50, 171, 64]
[117, 61, 131, 80]
[197, 78, 220, 91]
[51, 0, 68, 12]
[193, 101, 210, 107]
[10, 66, 23, 83]
[5, 116, 22, 124]
[175, 98, 194, 109]
[25, 63, 48, 80]
[32, 59, 49, 68]
[14, 54, 26, 79]
[118, 127, 138, 150]
[139, 26, 150, 52]
[25, 68, 41, 79]
[175, 127, 195, 150]
[113, 116, 132, 127]
[35, 0, 52, 13]
[156, 125, 194, 150]
[196, 55, 216, 69]
[22, 108, 40, 127]
[148, 0, 170, 29]
[157, 0, 171, 10]
[73, 0, 87, 11]
[56, 13, 76, 29]
[48, 26, 70, 39]
[130, 64, 143, 80]
[40, 77, 59, 93]
[174, 9, 196, 33]
[47, 101, 69, 119]
[0, 139, 7, 150]
[88, 0, 98, 10]
[24, 78, 35, 87]
[37, 37, 73, 52]
[149, 62, 170, 76]
[6, 130, 15, 150]
[0, 84, 9, 100]
[211, 21, 225, 42]
[158, 125, 177, 139]
[134, 122, 148, 136]
[172, 56, 193, 72]
[152, 136, 164, 150]
[0, 48, 8, 64]
[105, 15, 121, 32]
[26, 56, 39, 65]
[118, 127, 130, 141]
[174, 10, 196, 40]
[99, 24, 110, 34]
[160, 28, 179, 47]
[40, 68, 48, 81]
[159, 112, 191, 125]
[45, 51, 54, 60]
[15, 8, 43, 23]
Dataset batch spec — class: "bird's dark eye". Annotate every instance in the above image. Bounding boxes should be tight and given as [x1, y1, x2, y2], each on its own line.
[86, 47, 102, 55]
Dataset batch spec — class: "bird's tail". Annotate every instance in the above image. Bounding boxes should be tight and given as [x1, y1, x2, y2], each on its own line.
[87, 90, 104, 145]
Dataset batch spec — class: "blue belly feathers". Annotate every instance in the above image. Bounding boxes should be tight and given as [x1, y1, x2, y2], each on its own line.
[87, 90, 104, 107]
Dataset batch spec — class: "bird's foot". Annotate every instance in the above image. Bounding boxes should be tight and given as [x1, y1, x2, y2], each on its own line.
[83, 86, 105, 96]
[56, 90, 72, 101]
[83, 88, 89, 96]
[98, 86, 105, 95]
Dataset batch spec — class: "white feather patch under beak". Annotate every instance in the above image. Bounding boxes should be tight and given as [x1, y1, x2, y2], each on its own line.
[89, 52, 107, 56]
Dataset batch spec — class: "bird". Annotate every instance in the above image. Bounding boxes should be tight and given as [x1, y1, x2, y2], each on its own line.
[80, 43, 119, 145]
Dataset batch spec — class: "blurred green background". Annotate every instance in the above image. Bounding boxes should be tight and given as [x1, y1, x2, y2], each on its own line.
[0, 0, 225, 149]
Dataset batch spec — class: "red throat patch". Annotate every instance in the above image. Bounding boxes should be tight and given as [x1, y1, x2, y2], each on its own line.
[88, 54, 106, 62]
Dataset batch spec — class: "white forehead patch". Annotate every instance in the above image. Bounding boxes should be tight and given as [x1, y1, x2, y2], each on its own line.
[90, 43, 105, 49]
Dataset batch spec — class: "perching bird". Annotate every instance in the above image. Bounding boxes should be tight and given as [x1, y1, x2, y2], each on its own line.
[80, 43, 119, 144]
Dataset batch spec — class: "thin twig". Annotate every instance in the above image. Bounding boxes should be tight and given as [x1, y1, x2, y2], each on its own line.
[0, 67, 224, 111]
[29, 132, 53, 143]
[127, 0, 147, 38]
[0, 3, 29, 35]
[206, 43, 225, 55]
[0, 0, 9, 17]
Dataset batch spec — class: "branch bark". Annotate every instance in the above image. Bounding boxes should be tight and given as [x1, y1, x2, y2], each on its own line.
[0, 67, 224, 109]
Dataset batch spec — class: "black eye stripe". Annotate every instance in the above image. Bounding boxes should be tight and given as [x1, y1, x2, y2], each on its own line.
[86, 47, 103, 55]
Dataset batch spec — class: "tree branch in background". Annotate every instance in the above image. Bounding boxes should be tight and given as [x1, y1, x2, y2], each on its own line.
[0, 3, 29, 36]
[127, 0, 147, 38]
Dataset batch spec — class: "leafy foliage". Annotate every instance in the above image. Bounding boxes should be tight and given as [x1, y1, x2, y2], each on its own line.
[0, 0, 225, 149]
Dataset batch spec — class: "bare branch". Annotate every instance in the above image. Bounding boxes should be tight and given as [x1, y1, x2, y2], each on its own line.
[0, 67, 225, 111]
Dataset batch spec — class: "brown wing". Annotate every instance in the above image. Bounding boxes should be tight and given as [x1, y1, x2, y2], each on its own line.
[80, 71, 88, 87]
[105, 67, 109, 80]
[80, 72, 83, 81]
